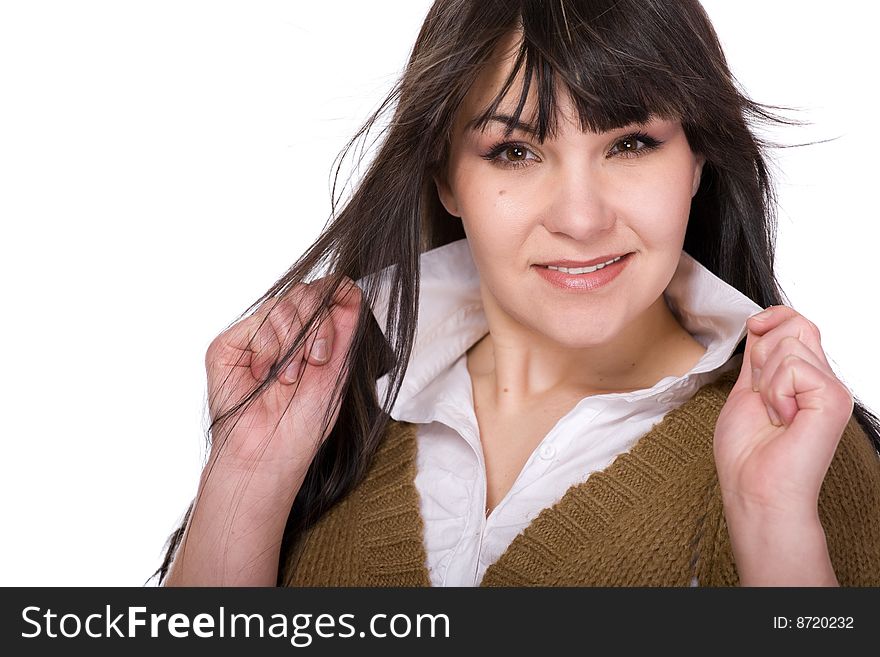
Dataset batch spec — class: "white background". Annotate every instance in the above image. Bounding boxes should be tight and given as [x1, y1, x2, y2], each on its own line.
[1, 1, 876, 586]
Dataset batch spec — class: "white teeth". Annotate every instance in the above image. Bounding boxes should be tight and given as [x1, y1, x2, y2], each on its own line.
[546, 255, 623, 274]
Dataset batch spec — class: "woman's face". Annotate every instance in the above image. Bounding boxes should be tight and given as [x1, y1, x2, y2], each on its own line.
[434, 37, 705, 351]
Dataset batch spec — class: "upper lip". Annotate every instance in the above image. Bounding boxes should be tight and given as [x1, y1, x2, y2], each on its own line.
[536, 253, 631, 267]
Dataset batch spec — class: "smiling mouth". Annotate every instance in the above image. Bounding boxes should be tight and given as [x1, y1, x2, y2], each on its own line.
[532, 252, 632, 292]
[540, 256, 623, 274]
[535, 253, 632, 274]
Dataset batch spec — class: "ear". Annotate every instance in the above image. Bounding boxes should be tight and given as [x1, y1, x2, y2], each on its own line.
[433, 172, 461, 218]
[691, 154, 706, 198]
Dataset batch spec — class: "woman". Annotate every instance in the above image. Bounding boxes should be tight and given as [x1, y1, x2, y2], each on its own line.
[155, 0, 880, 586]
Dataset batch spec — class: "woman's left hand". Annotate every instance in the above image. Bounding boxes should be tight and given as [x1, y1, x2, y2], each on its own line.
[715, 305, 853, 513]
[713, 305, 854, 584]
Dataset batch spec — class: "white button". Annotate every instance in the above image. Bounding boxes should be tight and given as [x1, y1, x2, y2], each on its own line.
[657, 392, 676, 403]
[539, 443, 556, 460]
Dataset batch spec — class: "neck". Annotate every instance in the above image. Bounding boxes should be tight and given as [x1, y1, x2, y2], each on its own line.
[466, 293, 705, 412]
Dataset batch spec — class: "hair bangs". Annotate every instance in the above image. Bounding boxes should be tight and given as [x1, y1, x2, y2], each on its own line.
[470, 0, 701, 143]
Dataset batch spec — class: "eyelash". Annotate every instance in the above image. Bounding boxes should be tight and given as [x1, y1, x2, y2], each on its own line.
[481, 131, 664, 170]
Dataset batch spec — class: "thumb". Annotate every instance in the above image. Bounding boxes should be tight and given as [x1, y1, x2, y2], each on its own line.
[730, 326, 758, 395]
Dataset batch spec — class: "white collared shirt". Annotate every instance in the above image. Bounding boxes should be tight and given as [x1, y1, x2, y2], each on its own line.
[361, 238, 763, 586]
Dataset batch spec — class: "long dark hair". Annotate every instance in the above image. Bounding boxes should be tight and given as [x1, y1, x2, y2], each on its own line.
[149, 0, 880, 586]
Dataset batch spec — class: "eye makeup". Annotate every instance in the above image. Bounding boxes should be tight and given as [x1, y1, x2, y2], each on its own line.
[481, 131, 665, 170]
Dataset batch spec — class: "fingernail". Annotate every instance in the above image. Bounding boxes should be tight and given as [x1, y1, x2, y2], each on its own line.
[751, 368, 761, 392]
[284, 359, 301, 382]
[767, 405, 782, 426]
[311, 338, 328, 362]
[751, 308, 773, 322]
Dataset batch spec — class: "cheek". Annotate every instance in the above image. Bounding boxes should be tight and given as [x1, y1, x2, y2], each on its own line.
[453, 172, 535, 237]
[619, 167, 694, 241]
[460, 198, 528, 272]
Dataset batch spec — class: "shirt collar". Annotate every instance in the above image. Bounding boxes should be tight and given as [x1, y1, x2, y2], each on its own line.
[363, 238, 763, 415]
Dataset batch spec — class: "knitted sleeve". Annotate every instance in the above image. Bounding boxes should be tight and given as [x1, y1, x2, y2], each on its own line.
[278, 419, 431, 587]
[699, 413, 880, 586]
[818, 414, 880, 586]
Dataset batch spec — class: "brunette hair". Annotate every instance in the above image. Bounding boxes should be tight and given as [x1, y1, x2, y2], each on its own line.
[149, 0, 880, 585]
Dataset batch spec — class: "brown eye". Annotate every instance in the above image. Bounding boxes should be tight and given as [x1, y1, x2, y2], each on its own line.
[609, 131, 664, 159]
[482, 141, 540, 169]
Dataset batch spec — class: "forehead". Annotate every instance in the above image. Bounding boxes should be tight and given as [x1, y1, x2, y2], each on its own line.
[456, 32, 547, 131]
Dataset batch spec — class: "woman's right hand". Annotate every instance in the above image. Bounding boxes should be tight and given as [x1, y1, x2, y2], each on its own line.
[204, 275, 363, 481]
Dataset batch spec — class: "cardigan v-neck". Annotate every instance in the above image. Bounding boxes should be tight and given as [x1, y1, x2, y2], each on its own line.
[280, 368, 880, 586]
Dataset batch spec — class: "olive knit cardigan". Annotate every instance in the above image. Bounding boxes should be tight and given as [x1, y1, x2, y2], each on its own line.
[280, 370, 880, 586]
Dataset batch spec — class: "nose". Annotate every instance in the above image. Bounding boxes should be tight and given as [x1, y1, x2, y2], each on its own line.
[541, 159, 616, 240]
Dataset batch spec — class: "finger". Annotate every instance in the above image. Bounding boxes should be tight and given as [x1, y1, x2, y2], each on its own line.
[301, 302, 336, 368]
[747, 313, 829, 379]
[302, 275, 363, 362]
[208, 297, 271, 362]
[731, 306, 795, 393]
[300, 299, 335, 374]
[740, 304, 820, 390]
[261, 287, 326, 385]
[258, 296, 302, 382]
[756, 337, 829, 425]
[206, 296, 282, 379]
[273, 282, 340, 385]
[755, 334, 827, 392]
[731, 324, 761, 395]
[258, 277, 360, 385]
[296, 281, 337, 364]
[764, 354, 853, 454]
[745, 304, 799, 336]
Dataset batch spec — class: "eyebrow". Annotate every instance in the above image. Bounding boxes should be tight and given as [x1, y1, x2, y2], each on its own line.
[465, 113, 540, 137]
[466, 113, 661, 138]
